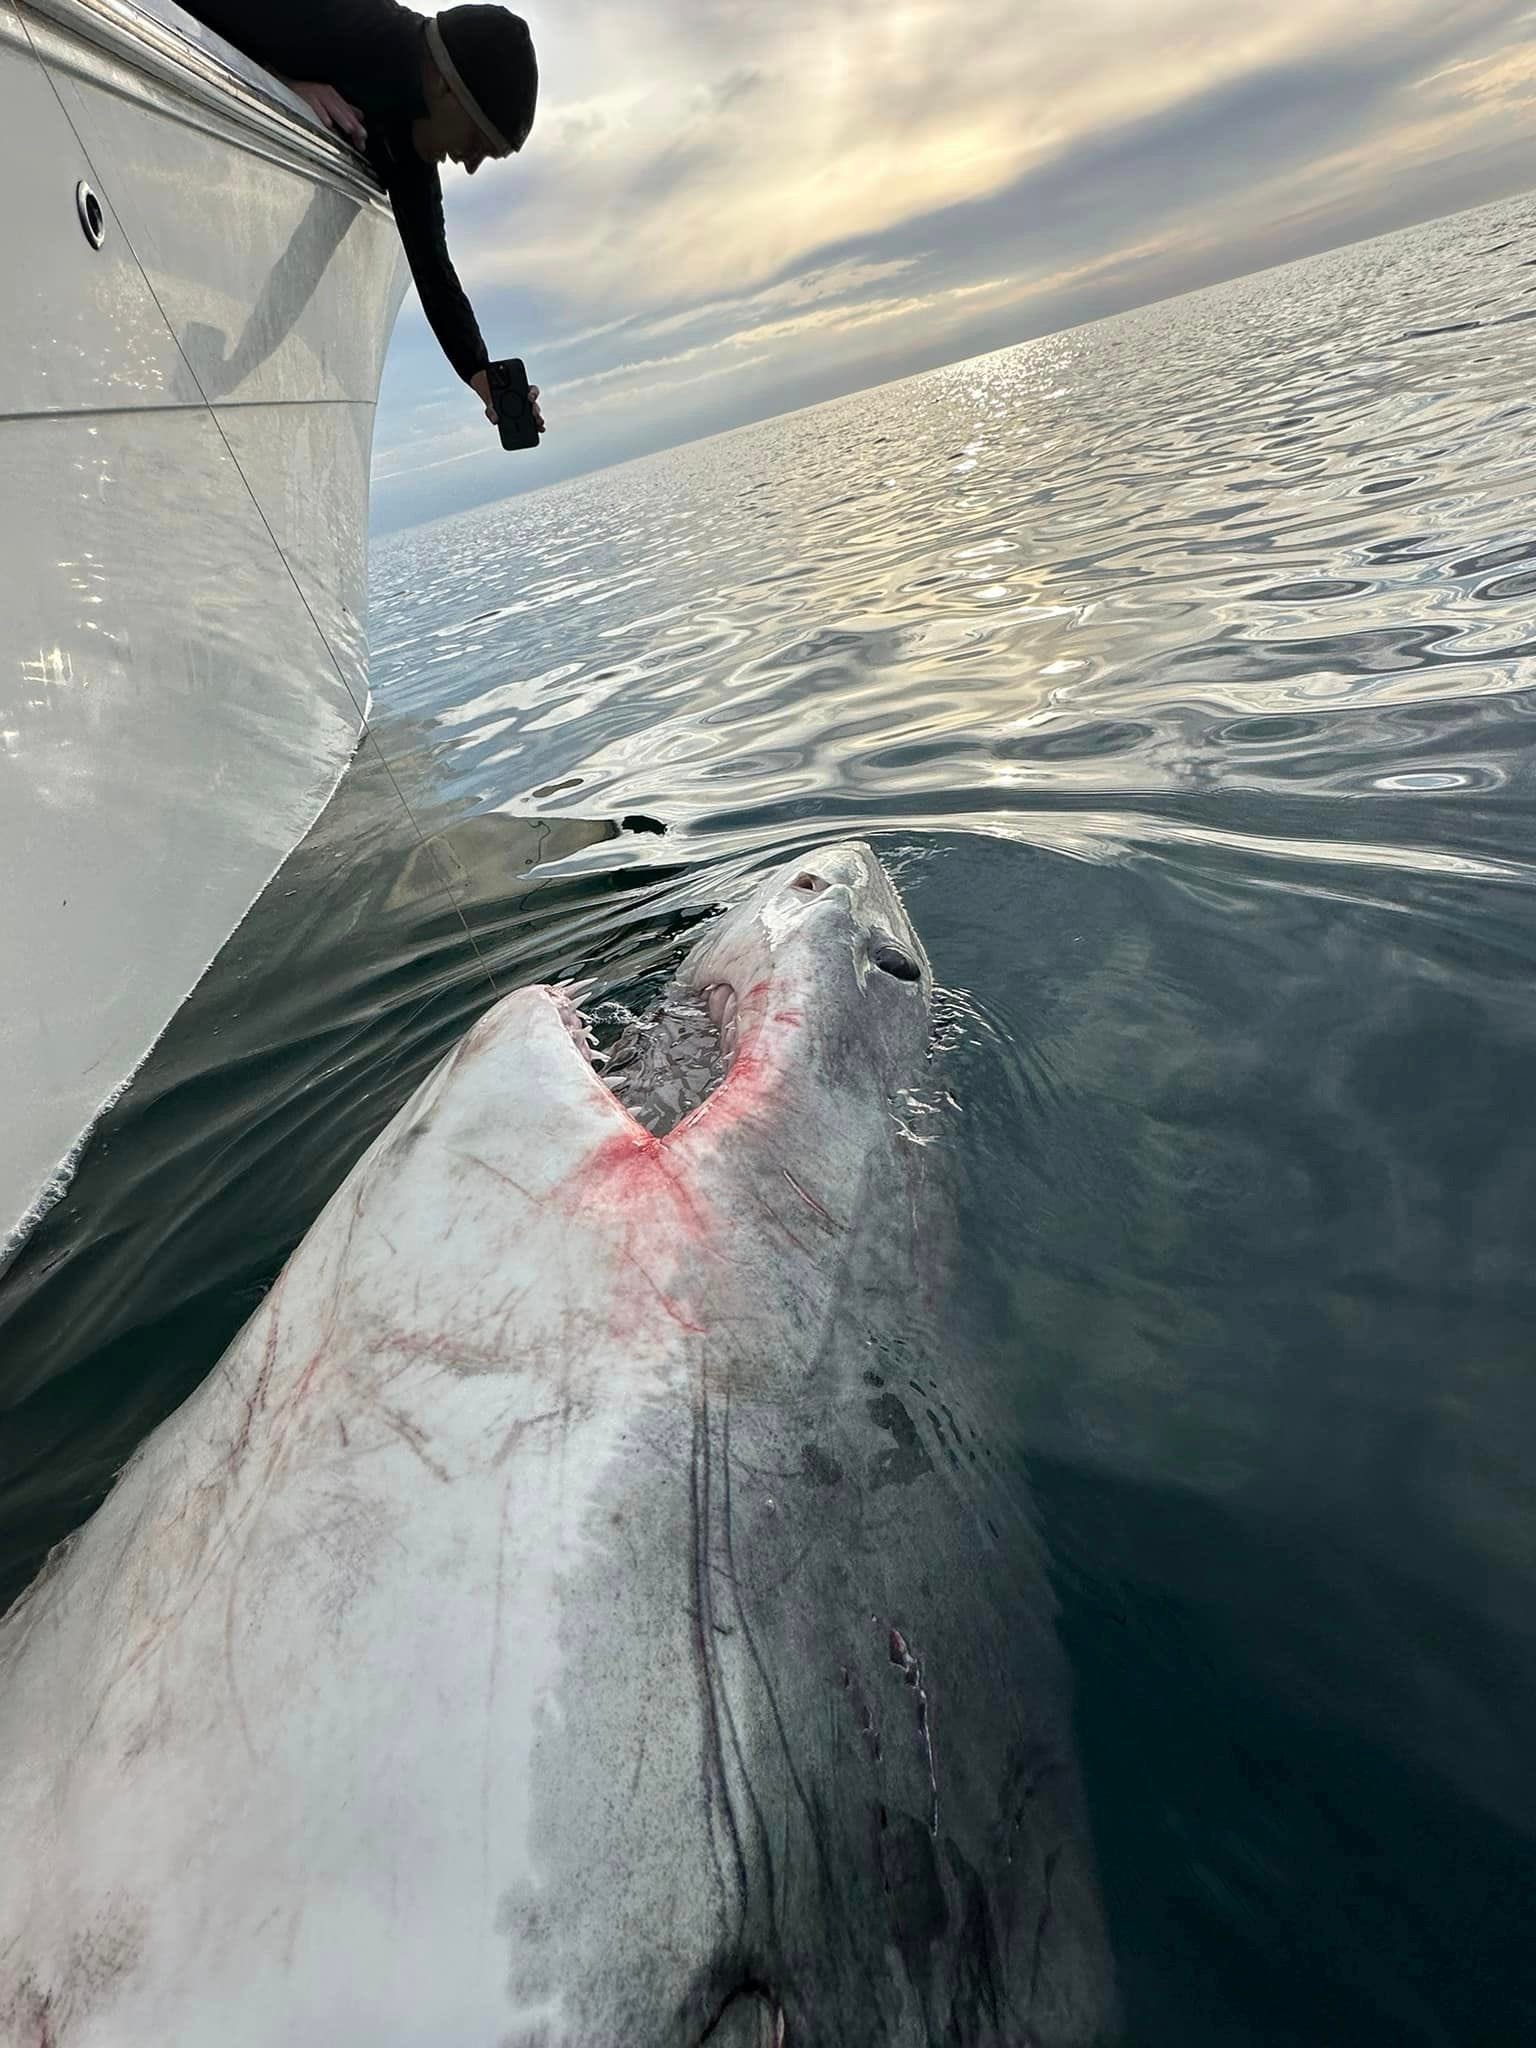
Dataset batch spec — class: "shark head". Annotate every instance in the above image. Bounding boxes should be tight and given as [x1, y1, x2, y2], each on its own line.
[583, 841, 933, 1192]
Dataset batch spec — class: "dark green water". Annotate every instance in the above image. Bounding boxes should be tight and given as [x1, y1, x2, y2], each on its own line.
[6, 196, 1536, 2039]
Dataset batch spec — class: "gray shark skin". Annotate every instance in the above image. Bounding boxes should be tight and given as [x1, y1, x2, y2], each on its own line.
[0, 842, 1116, 2047]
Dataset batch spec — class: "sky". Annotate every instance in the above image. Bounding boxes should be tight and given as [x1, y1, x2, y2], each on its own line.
[370, 0, 1536, 532]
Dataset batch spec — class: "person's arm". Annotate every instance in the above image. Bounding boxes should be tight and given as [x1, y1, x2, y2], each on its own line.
[383, 149, 490, 389]
[382, 151, 546, 431]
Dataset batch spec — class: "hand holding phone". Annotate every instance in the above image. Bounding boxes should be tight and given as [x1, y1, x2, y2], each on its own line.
[485, 357, 543, 452]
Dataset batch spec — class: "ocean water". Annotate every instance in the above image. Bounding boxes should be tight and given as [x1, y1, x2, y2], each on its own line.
[6, 194, 1536, 2039]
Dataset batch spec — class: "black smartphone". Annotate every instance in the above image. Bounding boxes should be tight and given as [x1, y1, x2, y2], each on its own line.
[486, 357, 541, 452]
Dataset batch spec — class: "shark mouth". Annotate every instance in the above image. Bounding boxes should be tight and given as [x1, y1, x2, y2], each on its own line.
[580, 980, 740, 1137]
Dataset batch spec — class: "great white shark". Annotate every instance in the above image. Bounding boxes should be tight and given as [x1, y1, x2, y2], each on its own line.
[0, 842, 1116, 2045]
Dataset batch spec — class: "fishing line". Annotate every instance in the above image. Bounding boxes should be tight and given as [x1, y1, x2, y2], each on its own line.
[14, 0, 505, 1005]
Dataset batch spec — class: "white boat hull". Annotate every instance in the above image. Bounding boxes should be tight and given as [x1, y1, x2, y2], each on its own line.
[0, 0, 407, 1259]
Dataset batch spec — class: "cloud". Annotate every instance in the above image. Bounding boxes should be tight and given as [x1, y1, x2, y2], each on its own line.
[1418, 38, 1536, 104]
[454, 0, 1522, 299]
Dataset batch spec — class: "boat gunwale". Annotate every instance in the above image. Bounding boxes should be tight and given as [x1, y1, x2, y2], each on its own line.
[13, 0, 391, 207]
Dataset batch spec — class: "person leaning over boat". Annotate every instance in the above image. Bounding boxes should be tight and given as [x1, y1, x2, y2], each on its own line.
[180, 0, 542, 433]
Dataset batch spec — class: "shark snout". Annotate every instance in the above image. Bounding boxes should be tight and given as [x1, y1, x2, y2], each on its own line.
[756, 843, 930, 981]
[680, 840, 932, 1040]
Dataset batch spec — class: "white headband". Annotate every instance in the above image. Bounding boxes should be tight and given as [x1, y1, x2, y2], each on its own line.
[425, 17, 512, 156]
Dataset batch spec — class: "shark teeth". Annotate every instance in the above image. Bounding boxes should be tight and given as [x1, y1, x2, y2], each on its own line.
[552, 986, 603, 1069]
[703, 982, 739, 1063]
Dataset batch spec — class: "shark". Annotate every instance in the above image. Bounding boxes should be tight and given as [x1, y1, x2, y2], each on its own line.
[0, 841, 1115, 2046]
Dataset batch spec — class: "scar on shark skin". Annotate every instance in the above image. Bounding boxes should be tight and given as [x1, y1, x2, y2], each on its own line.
[780, 1166, 840, 1231]
[888, 1623, 939, 1839]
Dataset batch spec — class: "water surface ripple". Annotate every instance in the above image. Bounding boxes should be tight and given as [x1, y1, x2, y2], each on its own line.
[374, 203, 1536, 898]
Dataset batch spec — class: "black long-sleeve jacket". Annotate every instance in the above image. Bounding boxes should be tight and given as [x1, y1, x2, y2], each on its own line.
[180, 0, 489, 382]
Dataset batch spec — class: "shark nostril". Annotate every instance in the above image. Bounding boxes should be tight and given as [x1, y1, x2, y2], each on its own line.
[872, 941, 921, 982]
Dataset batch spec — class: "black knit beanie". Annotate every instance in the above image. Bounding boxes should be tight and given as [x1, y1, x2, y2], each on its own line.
[427, 5, 538, 154]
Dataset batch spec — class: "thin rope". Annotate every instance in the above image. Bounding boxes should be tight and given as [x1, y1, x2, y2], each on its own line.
[15, 0, 504, 1003]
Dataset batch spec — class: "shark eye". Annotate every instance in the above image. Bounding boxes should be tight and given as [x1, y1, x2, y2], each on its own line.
[872, 941, 920, 982]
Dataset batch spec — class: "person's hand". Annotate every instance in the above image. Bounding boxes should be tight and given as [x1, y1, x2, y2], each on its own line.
[284, 79, 367, 150]
[470, 370, 545, 431]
